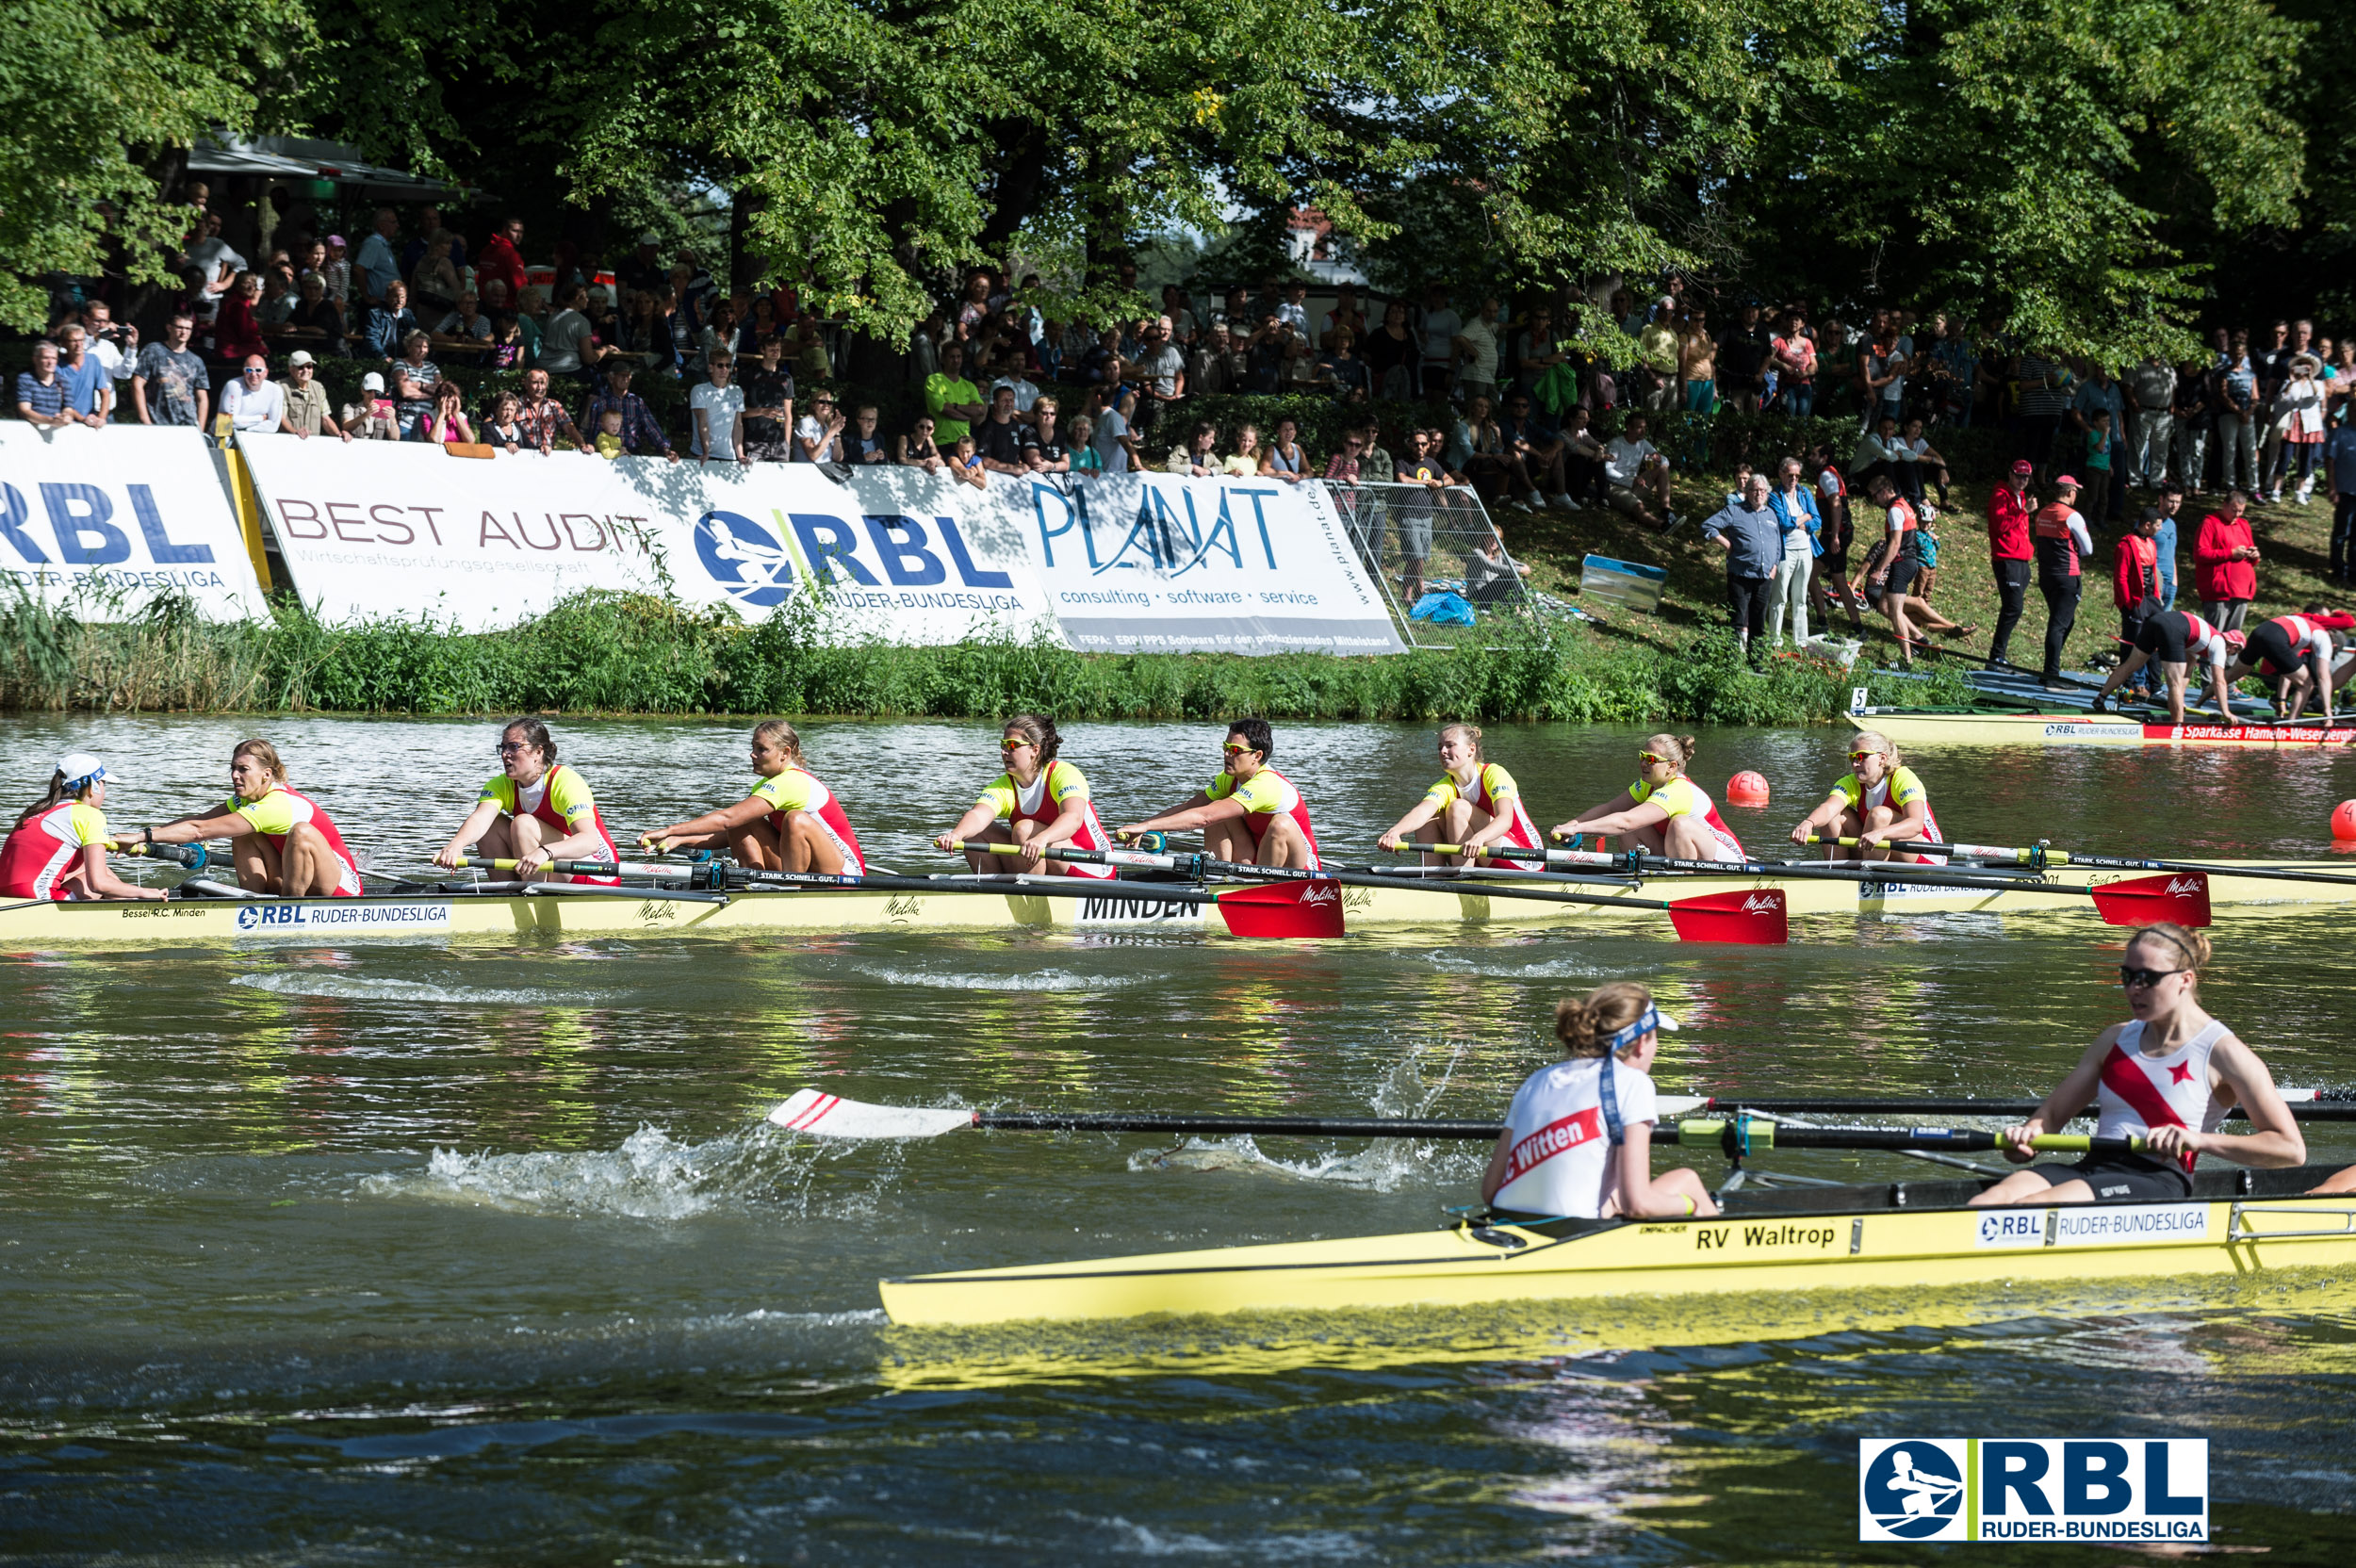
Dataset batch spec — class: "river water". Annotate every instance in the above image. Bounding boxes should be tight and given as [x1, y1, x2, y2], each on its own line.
[4, 716, 2354, 1562]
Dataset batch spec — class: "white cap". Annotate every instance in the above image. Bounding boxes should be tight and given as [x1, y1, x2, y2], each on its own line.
[361, 371, 385, 392]
[57, 752, 115, 787]
[286, 349, 316, 366]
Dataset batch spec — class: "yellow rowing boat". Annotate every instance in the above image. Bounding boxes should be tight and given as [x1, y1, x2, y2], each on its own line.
[877, 1168, 2356, 1327]
[4, 858, 2351, 944]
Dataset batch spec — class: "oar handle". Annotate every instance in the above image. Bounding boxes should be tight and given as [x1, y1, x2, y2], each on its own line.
[123, 841, 207, 870]
[951, 839, 1184, 872]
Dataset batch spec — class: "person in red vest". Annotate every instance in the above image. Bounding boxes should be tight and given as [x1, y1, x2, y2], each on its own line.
[475, 215, 530, 316]
[2111, 510, 2165, 699]
[2033, 475, 2095, 688]
[1986, 458, 2037, 667]
[2193, 490, 2260, 631]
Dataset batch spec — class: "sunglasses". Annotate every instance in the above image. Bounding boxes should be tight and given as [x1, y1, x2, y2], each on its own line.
[496, 741, 536, 755]
[1848, 750, 1883, 762]
[1222, 742, 1258, 756]
[2119, 966, 2185, 989]
[1637, 751, 1669, 765]
[998, 738, 1034, 752]
[242, 368, 267, 376]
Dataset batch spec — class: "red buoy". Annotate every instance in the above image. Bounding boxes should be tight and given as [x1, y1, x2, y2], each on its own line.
[1726, 770, 1771, 806]
[2332, 800, 2356, 841]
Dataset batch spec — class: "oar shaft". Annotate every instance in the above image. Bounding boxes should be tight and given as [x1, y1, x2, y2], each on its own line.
[1808, 837, 2356, 890]
[457, 856, 681, 877]
[736, 866, 1222, 906]
[1666, 1120, 2146, 1154]
[957, 840, 1185, 872]
[977, 1112, 1504, 1137]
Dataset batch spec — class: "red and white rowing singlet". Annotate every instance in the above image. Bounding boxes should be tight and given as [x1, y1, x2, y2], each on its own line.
[480, 763, 620, 885]
[2259, 613, 2336, 673]
[977, 759, 1112, 879]
[2095, 1018, 2229, 1172]
[0, 801, 109, 900]
[751, 766, 866, 874]
[1492, 1055, 1661, 1218]
[1205, 766, 1320, 864]
[225, 786, 363, 896]
[1423, 762, 1542, 858]
[1628, 776, 1744, 860]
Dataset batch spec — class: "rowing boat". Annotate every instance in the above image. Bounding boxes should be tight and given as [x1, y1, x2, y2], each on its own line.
[876, 1165, 2356, 1327]
[1849, 710, 2356, 749]
[7, 857, 2353, 944]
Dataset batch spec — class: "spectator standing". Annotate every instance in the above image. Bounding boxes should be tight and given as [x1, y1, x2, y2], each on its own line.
[740, 337, 794, 462]
[1986, 459, 2037, 666]
[2151, 482, 2184, 608]
[1416, 285, 1461, 400]
[2327, 411, 2356, 584]
[2193, 491, 2260, 629]
[1718, 303, 1771, 415]
[690, 352, 747, 464]
[2032, 475, 2095, 687]
[2170, 356, 2214, 493]
[2069, 364, 2124, 517]
[219, 356, 286, 433]
[354, 209, 401, 305]
[537, 285, 597, 380]
[14, 342, 72, 428]
[1366, 301, 1417, 400]
[976, 386, 1029, 473]
[409, 234, 461, 318]
[1633, 300, 1677, 409]
[477, 217, 528, 315]
[1022, 399, 1071, 472]
[131, 314, 209, 427]
[1703, 474, 1782, 662]
[388, 333, 440, 430]
[319, 235, 352, 306]
[1093, 388, 1141, 473]
[2271, 353, 2328, 506]
[2013, 347, 2070, 479]
[2253, 318, 2298, 495]
[212, 273, 269, 371]
[1812, 447, 1866, 632]
[582, 364, 679, 461]
[2215, 333, 2260, 493]
[1765, 457, 1823, 648]
[340, 371, 397, 440]
[276, 351, 346, 439]
[1131, 318, 1186, 430]
[1166, 420, 1221, 477]
[1677, 306, 1717, 413]
[2124, 353, 2176, 489]
[1771, 310, 1818, 417]
[2076, 408, 2116, 528]
[898, 415, 945, 473]
[53, 328, 110, 427]
[925, 342, 985, 447]
[515, 368, 586, 453]
[79, 302, 138, 388]
[793, 390, 845, 465]
[1454, 297, 1503, 408]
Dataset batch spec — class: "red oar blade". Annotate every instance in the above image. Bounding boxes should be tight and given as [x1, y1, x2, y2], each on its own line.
[1664, 888, 1789, 944]
[2088, 872, 2212, 928]
[1213, 878, 1348, 939]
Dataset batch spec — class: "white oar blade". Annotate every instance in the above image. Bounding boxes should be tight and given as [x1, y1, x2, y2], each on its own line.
[768, 1089, 974, 1140]
[1659, 1094, 1708, 1117]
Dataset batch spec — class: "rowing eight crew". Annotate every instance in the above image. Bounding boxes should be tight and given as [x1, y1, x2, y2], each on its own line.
[1482, 923, 2345, 1226]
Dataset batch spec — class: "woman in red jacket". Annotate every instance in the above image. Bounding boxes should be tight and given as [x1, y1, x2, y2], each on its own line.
[1987, 458, 2037, 666]
[2194, 491, 2261, 630]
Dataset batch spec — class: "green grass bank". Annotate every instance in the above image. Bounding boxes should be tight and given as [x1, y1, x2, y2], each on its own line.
[0, 591, 1968, 726]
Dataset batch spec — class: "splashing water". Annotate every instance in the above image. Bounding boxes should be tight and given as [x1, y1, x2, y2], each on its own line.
[359, 1124, 884, 1221]
[234, 972, 598, 1007]
[855, 965, 1151, 993]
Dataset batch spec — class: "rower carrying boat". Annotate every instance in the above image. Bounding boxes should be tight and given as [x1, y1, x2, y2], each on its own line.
[2090, 608, 2243, 725]
[1117, 718, 1320, 869]
[2223, 607, 2356, 723]
[933, 714, 1112, 878]
[1376, 723, 1544, 866]
[138, 739, 363, 897]
[1970, 923, 2304, 1208]
[1788, 728, 1945, 864]
[642, 720, 865, 874]
[1, 754, 162, 903]
[434, 717, 621, 884]
[1550, 733, 1745, 862]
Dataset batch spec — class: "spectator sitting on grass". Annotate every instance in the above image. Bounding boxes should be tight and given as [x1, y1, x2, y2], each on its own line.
[1604, 412, 1676, 529]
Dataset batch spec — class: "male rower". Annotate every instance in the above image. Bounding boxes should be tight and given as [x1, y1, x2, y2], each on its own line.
[2219, 606, 2356, 722]
[1971, 923, 2302, 1208]
[1116, 718, 1320, 868]
[2088, 609, 2243, 724]
[1786, 728, 1944, 863]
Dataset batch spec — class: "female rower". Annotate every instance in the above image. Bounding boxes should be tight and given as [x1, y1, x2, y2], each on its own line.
[1482, 982, 1717, 1220]
[1786, 728, 1944, 863]
[138, 739, 364, 896]
[1, 754, 162, 902]
[1549, 733, 1745, 862]
[2220, 607, 2356, 722]
[1117, 717, 1319, 869]
[932, 713, 1113, 877]
[1376, 722, 1542, 865]
[640, 720, 865, 874]
[432, 717, 620, 884]
[1969, 923, 2303, 1208]
[2089, 610, 2243, 725]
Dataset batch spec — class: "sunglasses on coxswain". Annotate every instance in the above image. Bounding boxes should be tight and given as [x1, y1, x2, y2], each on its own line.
[1223, 742, 1260, 756]
[1637, 750, 1671, 765]
[2119, 965, 2185, 988]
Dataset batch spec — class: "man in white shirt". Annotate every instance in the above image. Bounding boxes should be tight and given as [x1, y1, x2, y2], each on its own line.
[690, 351, 747, 464]
[1453, 297, 1502, 408]
[219, 355, 286, 433]
[989, 359, 1040, 416]
[1603, 413, 1676, 529]
[79, 302, 139, 384]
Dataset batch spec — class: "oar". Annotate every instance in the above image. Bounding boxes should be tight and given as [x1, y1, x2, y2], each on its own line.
[456, 855, 700, 880]
[765, 1091, 2145, 1152]
[121, 842, 209, 869]
[957, 841, 1787, 944]
[1426, 841, 2208, 927]
[1690, 1092, 2356, 1119]
[1807, 835, 2356, 892]
[728, 862, 1341, 939]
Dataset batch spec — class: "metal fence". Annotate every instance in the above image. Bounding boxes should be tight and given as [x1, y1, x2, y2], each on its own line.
[1318, 481, 1540, 646]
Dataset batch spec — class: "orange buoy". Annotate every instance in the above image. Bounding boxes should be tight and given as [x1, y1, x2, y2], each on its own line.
[1726, 770, 1771, 806]
[2333, 800, 2356, 841]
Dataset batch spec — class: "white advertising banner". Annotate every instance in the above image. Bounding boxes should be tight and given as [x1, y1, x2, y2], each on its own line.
[0, 425, 268, 619]
[992, 470, 1405, 654]
[234, 435, 1052, 641]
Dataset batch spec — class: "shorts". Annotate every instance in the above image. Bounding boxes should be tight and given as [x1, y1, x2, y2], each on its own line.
[2025, 1151, 2193, 1202]
[1396, 509, 1433, 561]
[1882, 553, 1919, 597]
[1606, 485, 1647, 517]
[2134, 611, 2190, 665]
[2244, 618, 2298, 677]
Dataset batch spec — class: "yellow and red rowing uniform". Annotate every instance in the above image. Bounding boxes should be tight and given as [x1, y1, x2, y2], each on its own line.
[224, 786, 363, 896]
[1827, 765, 1945, 863]
[1628, 776, 1744, 861]
[1423, 762, 1541, 859]
[1, 801, 110, 900]
[1205, 767, 1320, 864]
[977, 759, 1111, 879]
[479, 763, 620, 885]
[750, 767, 866, 874]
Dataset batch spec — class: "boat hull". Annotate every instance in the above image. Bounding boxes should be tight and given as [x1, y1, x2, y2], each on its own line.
[5, 859, 2351, 944]
[877, 1174, 2356, 1328]
[1852, 711, 2356, 748]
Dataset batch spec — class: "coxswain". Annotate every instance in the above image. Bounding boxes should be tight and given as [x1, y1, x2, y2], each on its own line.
[432, 717, 621, 884]
[640, 720, 865, 874]
[2219, 606, 2356, 722]
[1376, 722, 1543, 865]
[1481, 982, 1718, 1221]
[2089, 609, 2243, 725]
[1786, 728, 1945, 863]
[1970, 923, 2303, 1208]
[1549, 733, 1745, 863]
[138, 739, 364, 896]
[1116, 718, 1319, 868]
[932, 713, 1113, 877]
[1, 754, 162, 902]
